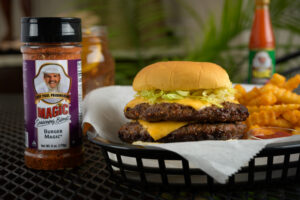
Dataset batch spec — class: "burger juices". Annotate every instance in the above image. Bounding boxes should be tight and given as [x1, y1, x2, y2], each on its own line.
[119, 61, 249, 143]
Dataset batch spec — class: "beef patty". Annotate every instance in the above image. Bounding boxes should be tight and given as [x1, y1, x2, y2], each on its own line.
[119, 121, 246, 143]
[125, 102, 249, 123]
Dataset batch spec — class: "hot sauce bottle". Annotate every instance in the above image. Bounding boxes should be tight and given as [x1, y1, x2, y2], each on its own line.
[21, 18, 83, 170]
[248, 0, 275, 84]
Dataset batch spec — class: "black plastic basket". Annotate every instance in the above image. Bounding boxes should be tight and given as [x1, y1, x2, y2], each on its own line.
[88, 132, 300, 189]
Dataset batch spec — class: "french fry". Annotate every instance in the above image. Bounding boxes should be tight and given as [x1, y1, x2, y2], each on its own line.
[283, 74, 300, 91]
[270, 118, 292, 128]
[242, 87, 261, 105]
[247, 92, 276, 106]
[259, 84, 275, 93]
[274, 89, 300, 104]
[246, 106, 260, 113]
[249, 125, 261, 129]
[234, 74, 300, 134]
[247, 111, 292, 129]
[261, 84, 300, 104]
[238, 97, 247, 105]
[234, 84, 246, 101]
[293, 127, 300, 134]
[246, 110, 276, 127]
[247, 104, 300, 114]
[269, 73, 286, 86]
[282, 110, 300, 125]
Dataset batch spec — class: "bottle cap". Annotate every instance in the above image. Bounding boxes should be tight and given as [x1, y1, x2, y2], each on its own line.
[21, 17, 82, 43]
[255, 0, 270, 5]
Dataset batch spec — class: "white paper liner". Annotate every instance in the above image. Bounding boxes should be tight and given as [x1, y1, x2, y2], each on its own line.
[83, 85, 300, 184]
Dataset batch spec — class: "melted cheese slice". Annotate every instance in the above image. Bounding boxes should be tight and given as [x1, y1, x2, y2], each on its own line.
[138, 120, 188, 141]
[126, 97, 213, 110]
[126, 97, 239, 111]
[126, 97, 148, 109]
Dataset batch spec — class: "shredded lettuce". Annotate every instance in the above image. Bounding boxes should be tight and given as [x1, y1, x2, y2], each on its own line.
[176, 90, 190, 96]
[135, 88, 236, 107]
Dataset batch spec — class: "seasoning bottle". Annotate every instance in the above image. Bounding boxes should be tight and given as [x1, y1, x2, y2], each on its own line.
[248, 0, 275, 84]
[82, 26, 115, 97]
[21, 17, 84, 170]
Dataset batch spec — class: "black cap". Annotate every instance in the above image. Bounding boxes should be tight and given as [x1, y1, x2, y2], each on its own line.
[21, 17, 82, 43]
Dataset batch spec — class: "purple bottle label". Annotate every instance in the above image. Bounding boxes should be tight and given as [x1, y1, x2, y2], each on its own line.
[23, 59, 82, 150]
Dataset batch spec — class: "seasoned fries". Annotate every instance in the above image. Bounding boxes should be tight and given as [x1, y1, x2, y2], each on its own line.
[271, 118, 292, 128]
[234, 84, 246, 100]
[282, 110, 300, 125]
[283, 74, 300, 90]
[246, 110, 276, 127]
[262, 84, 300, 104]
[247, 92, 276, 106]
[235, 73, 300, 134]
[269, 73, 286, 86]
[247, 104, 300, 114]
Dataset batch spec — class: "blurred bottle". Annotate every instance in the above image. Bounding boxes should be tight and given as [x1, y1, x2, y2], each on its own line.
[82, 26, 115, 96]
[248, 0, 275, 84]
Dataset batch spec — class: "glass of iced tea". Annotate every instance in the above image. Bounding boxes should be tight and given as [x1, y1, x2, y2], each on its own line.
[82, 26, 115, 97]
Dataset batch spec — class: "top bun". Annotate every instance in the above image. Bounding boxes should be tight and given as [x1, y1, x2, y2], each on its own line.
[133, 61, 232, 91]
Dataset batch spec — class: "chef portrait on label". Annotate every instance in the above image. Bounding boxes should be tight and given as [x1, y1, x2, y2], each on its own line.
[34, 64, 71, 104]
[252, 51, 272, 78]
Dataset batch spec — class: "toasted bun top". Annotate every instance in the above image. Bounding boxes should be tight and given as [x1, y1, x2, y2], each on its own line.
[133, 61, 231, 91]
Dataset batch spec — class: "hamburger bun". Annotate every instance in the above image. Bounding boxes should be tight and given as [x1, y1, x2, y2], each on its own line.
[133, 61, 232, 91]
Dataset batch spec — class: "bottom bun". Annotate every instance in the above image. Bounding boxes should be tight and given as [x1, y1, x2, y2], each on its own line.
[119, 121, 246, 143]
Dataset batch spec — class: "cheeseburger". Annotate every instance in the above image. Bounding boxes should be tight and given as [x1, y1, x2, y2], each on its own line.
[119, 61, 249, 143]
